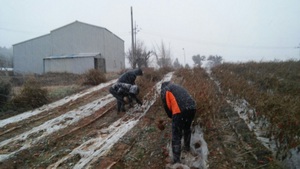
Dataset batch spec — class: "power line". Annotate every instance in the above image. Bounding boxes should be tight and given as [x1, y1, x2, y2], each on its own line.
[296, 43, 300, 57]
[0, 27, 44, 34]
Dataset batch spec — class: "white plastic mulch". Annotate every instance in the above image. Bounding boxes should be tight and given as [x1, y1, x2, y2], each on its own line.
[0, 72, 210, 169]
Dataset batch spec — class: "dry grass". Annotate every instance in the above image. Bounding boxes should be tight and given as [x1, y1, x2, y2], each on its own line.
[136, 68, 168, 100]
[211, 60, 300, 158]
[9, 77, 48, 110]
[0, 78, 11, 106]
[81, 69, 107, 86]
[172, 67, 223, 129]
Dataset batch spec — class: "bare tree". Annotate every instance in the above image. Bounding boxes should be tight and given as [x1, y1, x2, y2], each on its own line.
[153, 41, 172, 68]
[126, 40, 152, 68]
[173, 58, 182, 69]
[126, 49, 136, 68]
[0, 47, 13, 67]
[0, 54, 5, 67]
[192, 54, 206, 67]
[207, 55, 223, 67]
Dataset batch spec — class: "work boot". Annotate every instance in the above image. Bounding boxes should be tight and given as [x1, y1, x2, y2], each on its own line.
[172, 145, 181, 164]
[183, 145, 190, 152]
[120, 104, 126, 112]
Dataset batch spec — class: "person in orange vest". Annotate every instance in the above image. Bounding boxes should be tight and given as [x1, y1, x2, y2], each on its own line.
[160, 81, 196, 164]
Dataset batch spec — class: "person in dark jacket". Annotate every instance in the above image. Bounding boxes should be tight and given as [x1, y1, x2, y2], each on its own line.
[118, 68, 143, 85]
[160, 81, 196, 164]
[109, 82, 142, 112]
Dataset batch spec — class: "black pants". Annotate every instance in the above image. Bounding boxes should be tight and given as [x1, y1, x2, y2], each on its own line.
[109, 87, 125, 112]
[172, 109, 196, 163]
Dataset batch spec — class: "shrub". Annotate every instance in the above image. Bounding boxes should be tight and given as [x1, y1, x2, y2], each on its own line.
[10, 75, 25, 86]
[142, 68, 163, 83]
[82, 69, 106, 86]
[175, 67, 222, 129]
[136, 68, 165, 99]
[0, 78, 12, 106]
[11, 77, 48, 109]
[158, 66, 174, 75]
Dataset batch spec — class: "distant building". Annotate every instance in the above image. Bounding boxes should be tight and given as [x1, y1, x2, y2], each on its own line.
[13, 21, 125, 74]
[0, 67, 13, 76]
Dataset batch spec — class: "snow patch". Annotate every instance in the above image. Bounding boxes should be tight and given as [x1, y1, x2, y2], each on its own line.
[166, 125, 208, 169]
[228, 98, 300, 169]
[0, 94, 115, 162]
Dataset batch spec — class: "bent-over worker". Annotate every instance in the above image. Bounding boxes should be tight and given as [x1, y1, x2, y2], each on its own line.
[160, 81, 196, 164]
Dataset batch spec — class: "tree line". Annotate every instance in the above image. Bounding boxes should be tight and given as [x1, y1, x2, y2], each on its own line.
[126, 40, 223, 69]
[0, 47, 13, 68]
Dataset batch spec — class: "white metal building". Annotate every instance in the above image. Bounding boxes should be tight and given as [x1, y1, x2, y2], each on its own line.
[13, 21, 125, 74]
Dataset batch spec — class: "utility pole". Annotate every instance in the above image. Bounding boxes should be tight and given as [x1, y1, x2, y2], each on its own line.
[134, 22, 139, 68]
[182, 48, 186, 66]
[131, 7, 134, 60]
[134, 22, 140, 53]
[135, 22, 137, 52]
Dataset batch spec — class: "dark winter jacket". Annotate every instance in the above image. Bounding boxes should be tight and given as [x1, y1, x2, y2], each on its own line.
[160, 81, 196, 118]
[111, 83, 132, 95]
[110, 82, 142, 104]
[117, 68, 143, 85]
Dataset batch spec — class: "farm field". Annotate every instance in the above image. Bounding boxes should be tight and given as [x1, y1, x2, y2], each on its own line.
[1, 61, 298, 168]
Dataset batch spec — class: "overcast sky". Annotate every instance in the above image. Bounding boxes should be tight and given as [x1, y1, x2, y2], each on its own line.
[1, 0, 300, 65]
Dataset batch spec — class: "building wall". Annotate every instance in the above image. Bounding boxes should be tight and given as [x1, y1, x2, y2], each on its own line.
[51, 22, 105, 55]
[103, 29, 125, 72]
[13, 21, 124, 74]
[13, 34, 51, 74]
[44, 57, 94, 74]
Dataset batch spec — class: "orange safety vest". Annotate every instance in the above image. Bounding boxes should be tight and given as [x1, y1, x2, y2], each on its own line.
[166, 91, 181, 115]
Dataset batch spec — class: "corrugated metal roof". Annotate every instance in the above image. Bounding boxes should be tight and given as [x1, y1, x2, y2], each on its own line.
[14, 21, 124, 46]
[13, 34, 50, 46]
[44, 53, 101, 60]
[51, 21, 124, 42]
